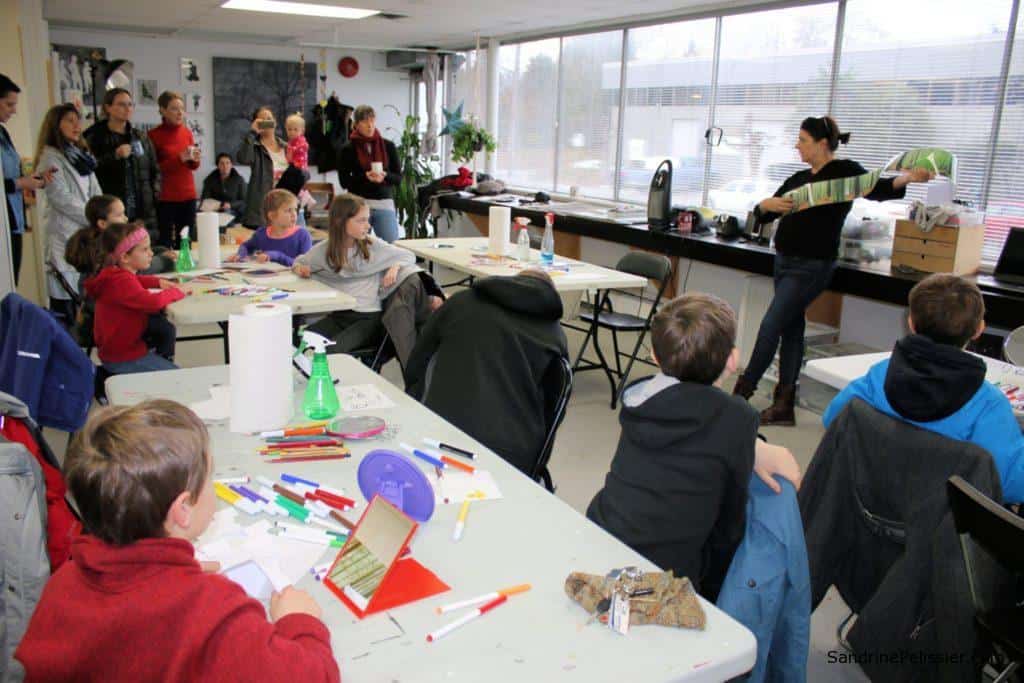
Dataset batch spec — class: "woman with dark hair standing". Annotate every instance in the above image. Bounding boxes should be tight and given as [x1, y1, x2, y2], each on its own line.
[83, 87, 161, 239]
[148, 91, 199, 248]
[236, 106, 287, 228]
[337, 105, 402, 243]
[732, 116, 933, 425]
[0, 73, 53, 284]
[35, 103, 101, 322]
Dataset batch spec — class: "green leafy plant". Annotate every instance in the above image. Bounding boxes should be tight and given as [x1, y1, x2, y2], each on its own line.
[393, 114, 436, 239]
[450, 120, 497, 165]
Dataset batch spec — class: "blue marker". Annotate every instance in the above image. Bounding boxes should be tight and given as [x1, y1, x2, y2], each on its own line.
[399, 442, 445, 469]
[281, 473, 319, 488]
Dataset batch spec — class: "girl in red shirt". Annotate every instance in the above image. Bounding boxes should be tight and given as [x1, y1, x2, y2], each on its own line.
[83, 222, 186, 374]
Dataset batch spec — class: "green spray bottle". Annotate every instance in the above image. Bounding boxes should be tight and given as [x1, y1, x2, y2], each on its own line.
[176, 227, 194, 273]
[301, 330, 340, 420]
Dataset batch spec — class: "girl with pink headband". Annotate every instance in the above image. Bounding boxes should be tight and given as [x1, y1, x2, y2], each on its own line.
[83, 222, 186, 374]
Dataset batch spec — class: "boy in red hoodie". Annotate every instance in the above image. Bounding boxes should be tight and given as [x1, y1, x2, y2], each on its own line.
[83, 222, 185, 374]
[15, 400, 340, 682]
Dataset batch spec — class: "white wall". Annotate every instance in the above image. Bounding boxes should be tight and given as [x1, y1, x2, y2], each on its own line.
[48, 27, 411, 193]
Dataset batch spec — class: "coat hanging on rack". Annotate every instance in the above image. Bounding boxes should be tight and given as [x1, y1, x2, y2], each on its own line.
[307, 94, 353, 173]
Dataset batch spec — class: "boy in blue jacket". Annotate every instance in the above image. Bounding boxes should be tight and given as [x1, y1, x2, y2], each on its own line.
[824, 273, 1024, 503]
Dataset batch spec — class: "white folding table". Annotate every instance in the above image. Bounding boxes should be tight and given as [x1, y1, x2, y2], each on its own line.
[106, 355, 756, 683]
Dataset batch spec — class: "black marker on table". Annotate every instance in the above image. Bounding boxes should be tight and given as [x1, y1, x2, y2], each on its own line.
[423, 438, 476, 460]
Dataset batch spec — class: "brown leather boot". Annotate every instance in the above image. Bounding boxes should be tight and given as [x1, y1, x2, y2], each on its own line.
[760, 383, 797, 426]
[732, 376, 756, 401]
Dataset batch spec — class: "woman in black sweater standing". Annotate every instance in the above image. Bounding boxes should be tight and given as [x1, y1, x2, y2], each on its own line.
[732, 116, 932, 425]
[337, 105, 402, 242]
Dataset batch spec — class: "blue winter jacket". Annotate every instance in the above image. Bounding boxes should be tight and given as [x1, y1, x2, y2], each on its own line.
[717, 476, 810, 683]
[823, 358, 1024, 504]
[0, 294, 93, 431]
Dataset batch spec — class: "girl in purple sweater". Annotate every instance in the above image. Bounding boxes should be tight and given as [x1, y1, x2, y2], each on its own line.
[227, 189, 312, 266]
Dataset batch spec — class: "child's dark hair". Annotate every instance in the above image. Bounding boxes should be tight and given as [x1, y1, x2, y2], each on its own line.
[85, 194, 120, 230]
[651, 293, 737, 385]
[908, 273, 985, 347]
[66, 195, 121, 274]
[100, 222, 143, 263]
[64, 400, 210, 546]
[800, 116, 851, 152]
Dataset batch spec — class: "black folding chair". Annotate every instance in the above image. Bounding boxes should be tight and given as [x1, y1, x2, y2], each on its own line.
[573, 251, 673, 409]
[349, 330, 394, 373]
[947, 476, 1024, 683]
[531, 356, 573, 493]
[45, 260, 82, 327]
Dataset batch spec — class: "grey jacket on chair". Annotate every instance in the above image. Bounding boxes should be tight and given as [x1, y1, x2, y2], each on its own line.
[799, 398, 1007, 683]
[0, 393, 50, 683]
[235, 132, 287, 227]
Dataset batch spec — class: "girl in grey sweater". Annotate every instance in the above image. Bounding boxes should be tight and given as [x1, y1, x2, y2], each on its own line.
[294, 194, 433, 356]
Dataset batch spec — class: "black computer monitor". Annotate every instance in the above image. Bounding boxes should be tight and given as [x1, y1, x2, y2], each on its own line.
[995, 227, 1024, 285]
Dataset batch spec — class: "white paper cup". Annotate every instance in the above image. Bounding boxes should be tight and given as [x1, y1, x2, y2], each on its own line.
[371, 162, 383, 174]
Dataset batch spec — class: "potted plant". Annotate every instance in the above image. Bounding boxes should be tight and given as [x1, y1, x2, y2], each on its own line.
[392, 113, 436, 239]
[450, 119, 496, 186]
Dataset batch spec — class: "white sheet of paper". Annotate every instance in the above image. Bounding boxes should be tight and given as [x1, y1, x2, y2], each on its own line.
[338, 384, 395, 412]
[432, 469, 503, 504]
[223, 560, 276, 600]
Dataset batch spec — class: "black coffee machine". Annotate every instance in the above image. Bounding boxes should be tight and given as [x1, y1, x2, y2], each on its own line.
[647, 159, 673, 229]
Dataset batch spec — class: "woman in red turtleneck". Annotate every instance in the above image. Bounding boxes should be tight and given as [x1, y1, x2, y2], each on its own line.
[148, 90, 199, 248]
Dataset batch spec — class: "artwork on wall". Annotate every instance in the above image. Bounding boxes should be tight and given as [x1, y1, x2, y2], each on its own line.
[186, 92, 204, 114]
[186, 118, 206, 147]
[211, 56, 316, 157]
[180, 57, 201, 85]
[51, 44, 106, 125]
[137, 79, 158, 106]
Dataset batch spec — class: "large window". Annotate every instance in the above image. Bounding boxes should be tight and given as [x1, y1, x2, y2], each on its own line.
[556, 30, 623, 199]
[833, 0, 1011, 213]
[496, 39, 560, 189]
[708, 4, 837, 217]
[986, 7, 1024, 262]
[619, 20, 716, 206]
[461, 0, 1023, 264]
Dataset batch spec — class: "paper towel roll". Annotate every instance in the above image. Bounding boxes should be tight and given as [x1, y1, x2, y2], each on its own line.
[488, 206, 510, 256]
[229, 303, 293, 433]
[197, 212, 221, 269]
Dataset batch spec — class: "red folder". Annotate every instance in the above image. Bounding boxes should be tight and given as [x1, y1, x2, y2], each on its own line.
[323, 495, 449, 618]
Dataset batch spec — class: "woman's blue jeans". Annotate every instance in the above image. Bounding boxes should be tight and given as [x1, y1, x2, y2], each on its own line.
[741, 254, 837, 387]
[370, 208, 400, 243]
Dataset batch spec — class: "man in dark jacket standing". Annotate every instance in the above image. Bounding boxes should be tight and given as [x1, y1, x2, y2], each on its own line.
[405, 270, 568, 476]
[200, 154, 248, 225]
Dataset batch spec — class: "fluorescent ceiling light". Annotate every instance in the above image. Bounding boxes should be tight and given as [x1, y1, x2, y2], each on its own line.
[222, 0, 379, 19]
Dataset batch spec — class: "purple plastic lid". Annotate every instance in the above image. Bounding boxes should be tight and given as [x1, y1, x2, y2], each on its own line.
[357, 449, 435, 522]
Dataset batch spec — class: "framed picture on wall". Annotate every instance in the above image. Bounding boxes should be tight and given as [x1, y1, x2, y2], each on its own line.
[186, 92, 204, 113]
[180, 57, 201, 85]
[136, 79, 158, 106]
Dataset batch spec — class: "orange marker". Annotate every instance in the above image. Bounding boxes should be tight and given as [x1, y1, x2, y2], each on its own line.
[440, 455, 475, 473]
[435, 584, 531, 614]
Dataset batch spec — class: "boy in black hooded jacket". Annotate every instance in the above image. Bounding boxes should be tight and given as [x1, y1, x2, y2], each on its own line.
[587, 293, 799, 599]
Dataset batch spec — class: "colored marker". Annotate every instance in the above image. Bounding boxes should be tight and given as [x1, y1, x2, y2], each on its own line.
[214, 482, 241, 504]
[400, 443, 445, 469]
[214, 476, 250, 485]
[282, 473, 320, 487]
[426, 595, 508, 642]
[268, 454, 350, 464]
[453, 500, 470, 541]
[436, 584, 532, 614]
[259, 425, 326, 438]
[329, 510, 356, 531]
[272, 484, 306, 506]
[424, 438, 476, 460]
[441, 455, 475, 474]
[315, 489, 356, 507]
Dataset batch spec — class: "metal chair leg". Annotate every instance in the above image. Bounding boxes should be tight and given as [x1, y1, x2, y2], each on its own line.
[613, 328, 650, 409]
[993, 660, 1020, 683]
[611, 329, 623, 377]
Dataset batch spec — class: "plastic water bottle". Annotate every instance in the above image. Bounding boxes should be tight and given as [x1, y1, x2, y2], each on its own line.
[175, 227, 194, 273]
[517, 219, 531, 262]
[541, 212, 555, 265]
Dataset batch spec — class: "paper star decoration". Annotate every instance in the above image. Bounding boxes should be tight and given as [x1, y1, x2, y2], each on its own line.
[440, 101, 466, 137]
